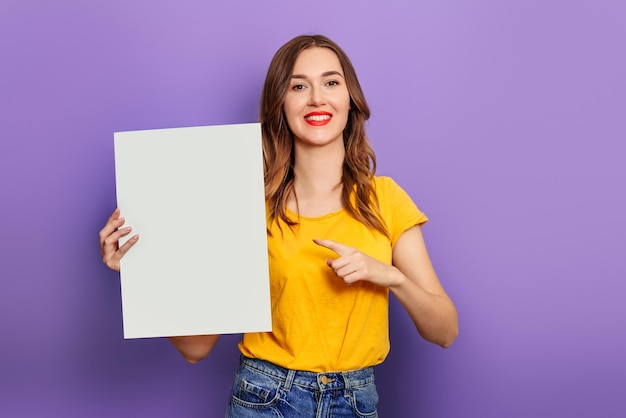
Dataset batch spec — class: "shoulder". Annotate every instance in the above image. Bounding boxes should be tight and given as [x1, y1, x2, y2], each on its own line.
[373, 176, 428, 243]
[373, 175, 396, 190]
[373, 176, 407, 201]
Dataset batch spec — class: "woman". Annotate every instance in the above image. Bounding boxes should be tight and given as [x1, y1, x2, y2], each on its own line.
[100, 34, 458, 417]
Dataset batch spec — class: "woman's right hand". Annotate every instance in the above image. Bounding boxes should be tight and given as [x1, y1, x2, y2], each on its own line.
[99, 208, 139, 272]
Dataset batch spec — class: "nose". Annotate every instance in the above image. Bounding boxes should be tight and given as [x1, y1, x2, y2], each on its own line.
[307, 86, 325, 107]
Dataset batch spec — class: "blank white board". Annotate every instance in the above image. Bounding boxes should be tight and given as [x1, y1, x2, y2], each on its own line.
[114, 123, 271, 339]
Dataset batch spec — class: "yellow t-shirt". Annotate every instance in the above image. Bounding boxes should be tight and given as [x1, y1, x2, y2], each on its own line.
[238, 176, 427, 372]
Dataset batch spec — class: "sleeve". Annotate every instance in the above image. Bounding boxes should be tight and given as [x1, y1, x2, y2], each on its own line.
[375, 176, 428, 247]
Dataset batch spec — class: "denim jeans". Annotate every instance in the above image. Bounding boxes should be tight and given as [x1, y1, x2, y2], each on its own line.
[226, 356, 379, 418]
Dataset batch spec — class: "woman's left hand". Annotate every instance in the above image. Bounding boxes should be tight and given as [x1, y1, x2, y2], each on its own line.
[313, 239, 401, 288]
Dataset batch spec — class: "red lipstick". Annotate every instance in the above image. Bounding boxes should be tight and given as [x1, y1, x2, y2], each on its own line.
[304, 111, 332, 126]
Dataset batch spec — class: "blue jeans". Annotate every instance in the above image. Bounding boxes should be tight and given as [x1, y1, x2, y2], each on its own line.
[226, 356, 379, 418]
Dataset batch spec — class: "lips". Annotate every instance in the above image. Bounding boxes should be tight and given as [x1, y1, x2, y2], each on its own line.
[304, 111, 332, 126]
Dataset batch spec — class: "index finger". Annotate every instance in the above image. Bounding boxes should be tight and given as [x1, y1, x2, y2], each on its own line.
[313, 239, 354, 256]
[107, 208, 121, 222]
[99, 208, 123, 242]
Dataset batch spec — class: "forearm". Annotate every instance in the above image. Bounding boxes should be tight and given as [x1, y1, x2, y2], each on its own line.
[167, 334, 220, 364]
[389, 270, 458, 348]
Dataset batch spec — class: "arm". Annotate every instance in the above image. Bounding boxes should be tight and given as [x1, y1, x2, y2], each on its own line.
[388, 226, 458, 347]
[167, 335, 220, 364]
[99, 209, 222, 361]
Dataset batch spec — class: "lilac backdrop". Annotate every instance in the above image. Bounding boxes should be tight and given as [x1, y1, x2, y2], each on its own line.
[1, 1, 624, 417]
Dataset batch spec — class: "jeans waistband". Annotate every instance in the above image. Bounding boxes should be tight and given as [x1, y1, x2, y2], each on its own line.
[239, 356, 375, 391]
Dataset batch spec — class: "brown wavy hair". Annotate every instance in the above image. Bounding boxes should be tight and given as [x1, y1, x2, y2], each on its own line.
[260, 34, 388, 237]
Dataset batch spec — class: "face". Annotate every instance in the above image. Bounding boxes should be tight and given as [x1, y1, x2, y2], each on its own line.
[283, 47, 351, 149]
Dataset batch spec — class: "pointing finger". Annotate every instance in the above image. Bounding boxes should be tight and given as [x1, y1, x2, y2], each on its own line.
[313, 239, 354, 256]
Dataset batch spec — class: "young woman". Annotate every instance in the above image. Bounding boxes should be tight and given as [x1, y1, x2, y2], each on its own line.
[100, 34, 458, 418]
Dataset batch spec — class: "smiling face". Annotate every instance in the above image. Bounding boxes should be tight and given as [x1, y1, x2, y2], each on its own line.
[283, 47, 351, 150]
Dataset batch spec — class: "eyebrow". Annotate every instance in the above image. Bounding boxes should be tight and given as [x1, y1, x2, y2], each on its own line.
[290, 70, 344, 79]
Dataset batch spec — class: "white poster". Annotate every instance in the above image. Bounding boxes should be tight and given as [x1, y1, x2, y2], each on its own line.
[114, 123, 271, 339]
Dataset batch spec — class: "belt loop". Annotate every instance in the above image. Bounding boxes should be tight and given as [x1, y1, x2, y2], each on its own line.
[283, 369, 296, 392]
[341, 371, 352, 391]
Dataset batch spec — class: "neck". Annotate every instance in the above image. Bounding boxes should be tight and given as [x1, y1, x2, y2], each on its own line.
[292, 141, 345, 194]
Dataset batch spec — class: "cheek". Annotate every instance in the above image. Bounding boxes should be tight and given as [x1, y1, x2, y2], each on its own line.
[282, 105, 295, 126]
[282, 106, 300, 134]
[332, 97, 351, 119]
[283, 97, 302, 121]
[330, 93, 351, 113]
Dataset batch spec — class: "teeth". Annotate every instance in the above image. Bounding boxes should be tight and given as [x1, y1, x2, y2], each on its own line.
[305, 114, 331, 121]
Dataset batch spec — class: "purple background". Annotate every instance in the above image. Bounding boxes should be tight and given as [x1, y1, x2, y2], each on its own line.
[1, 1, 624, 417]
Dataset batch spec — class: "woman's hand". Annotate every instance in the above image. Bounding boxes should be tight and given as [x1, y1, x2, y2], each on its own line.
[99, 208, 139, 272]
[313, 239, 402, 287]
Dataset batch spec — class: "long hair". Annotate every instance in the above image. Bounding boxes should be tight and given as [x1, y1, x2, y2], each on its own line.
[260, 34, 388, 237]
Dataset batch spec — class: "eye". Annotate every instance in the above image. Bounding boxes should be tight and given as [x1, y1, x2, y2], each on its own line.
[291, 84, 306, 91]
[326, 80, 340, 87]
